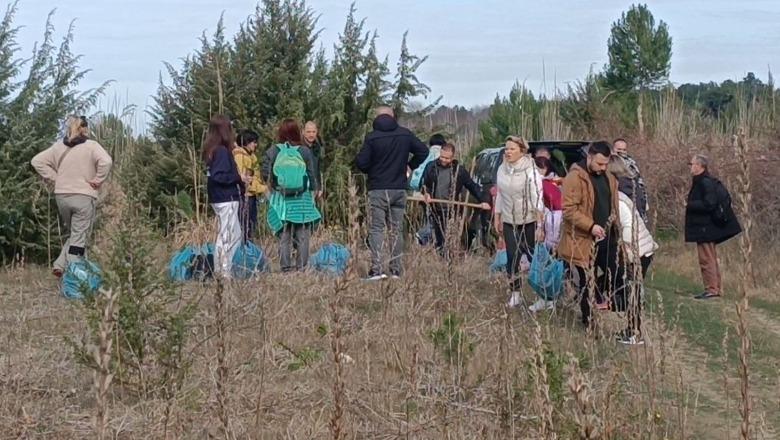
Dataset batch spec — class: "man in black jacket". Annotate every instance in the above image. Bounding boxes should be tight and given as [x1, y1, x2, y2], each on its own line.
[421, 143, 490, 256]
[685, 154, 741, 299]
[356, 106, 428, 280]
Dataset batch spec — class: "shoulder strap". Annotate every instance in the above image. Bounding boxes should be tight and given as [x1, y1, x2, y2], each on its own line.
[56, 146, 75, 172]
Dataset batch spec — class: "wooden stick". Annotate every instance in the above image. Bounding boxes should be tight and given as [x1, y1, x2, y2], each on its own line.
[407, 195, 490, 210]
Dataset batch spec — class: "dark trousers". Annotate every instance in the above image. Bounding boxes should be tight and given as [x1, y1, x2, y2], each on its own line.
[624, 255, 653, 336]
[503, 222, 536, 291]
[574, 234, 620, 326]
[239, 196, 258, 242]
[430, 206, 451, 255]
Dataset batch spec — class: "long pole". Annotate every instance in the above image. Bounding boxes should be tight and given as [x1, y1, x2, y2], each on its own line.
[407, 195, 490, 210]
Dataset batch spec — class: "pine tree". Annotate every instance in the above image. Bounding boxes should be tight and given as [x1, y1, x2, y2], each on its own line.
[391, 31, 433, 119]
[604, 4, 672, 137]
[0, 5, 107, 263]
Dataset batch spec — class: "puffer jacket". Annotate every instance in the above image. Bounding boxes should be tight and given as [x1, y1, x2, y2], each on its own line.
[618, 192, 658, 261]
[494, 155, 544, 225]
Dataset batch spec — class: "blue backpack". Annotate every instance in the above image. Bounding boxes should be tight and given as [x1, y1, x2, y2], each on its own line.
[310, 243, 351, 276]
[232, 241, 268, 279]
[528, 244, 565, 301]
[62, 259, 102, 299]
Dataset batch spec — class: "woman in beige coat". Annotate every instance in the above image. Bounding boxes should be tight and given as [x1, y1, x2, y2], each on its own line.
[31, 116, 113, 277]
[493, 136, 545, 309]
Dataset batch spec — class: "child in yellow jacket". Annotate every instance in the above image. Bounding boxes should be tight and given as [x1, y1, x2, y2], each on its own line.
[233, 130, 267, 241]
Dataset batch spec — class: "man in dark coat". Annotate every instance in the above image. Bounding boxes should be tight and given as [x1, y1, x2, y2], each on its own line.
[685, 154, 742, 299]
[421, 142, 491, 256]
[356, 106, 429, 280]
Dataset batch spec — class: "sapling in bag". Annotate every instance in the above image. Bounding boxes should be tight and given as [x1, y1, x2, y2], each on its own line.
[528, 244, 564, 301]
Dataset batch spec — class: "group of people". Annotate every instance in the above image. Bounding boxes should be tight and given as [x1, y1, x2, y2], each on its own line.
[31, 109, 742, 346]
[202, 115, 323, 276]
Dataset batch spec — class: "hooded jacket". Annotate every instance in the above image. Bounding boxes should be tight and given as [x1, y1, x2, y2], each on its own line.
[31, 137, 113, 198]
[494, 155, 544, 225]
[355, 114, 429, 190]
[232, 146, 267, 196]
[618, 192, 658, 261]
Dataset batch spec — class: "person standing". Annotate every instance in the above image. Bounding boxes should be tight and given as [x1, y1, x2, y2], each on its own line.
[421, 142, 491, 257]
[263, 119, 321, 272]
[202, 115, 244, 279]
[685, 154, 741, 299]
[233, 129, 267, 241]
[493, 136, 545, 308]
[557, 141, 621, 328]
[356, 106, 428, 280]
[412, 133, 446, 246]
[534, 156, 563, 251]
[610, 156, 658, 345]
[303, 121, 324, 199]
[613, 138, 649, 223]
[31, 115, 113, 278]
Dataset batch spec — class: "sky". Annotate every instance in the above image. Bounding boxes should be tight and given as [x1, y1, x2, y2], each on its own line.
[12, 0, 780, 125]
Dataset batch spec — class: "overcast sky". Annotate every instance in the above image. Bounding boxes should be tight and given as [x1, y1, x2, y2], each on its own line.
[13, 0, 780, 124]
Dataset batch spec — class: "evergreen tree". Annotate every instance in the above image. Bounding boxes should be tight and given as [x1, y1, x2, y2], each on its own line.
[0, 4, 107, 263]
[604, 3, 672, 137]
[478, 82, 540, 148]
[391, 31, 434, 118]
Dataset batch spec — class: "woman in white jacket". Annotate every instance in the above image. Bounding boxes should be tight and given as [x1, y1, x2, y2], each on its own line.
[610, 157, 658, 345]
[493, 136, 545, 309]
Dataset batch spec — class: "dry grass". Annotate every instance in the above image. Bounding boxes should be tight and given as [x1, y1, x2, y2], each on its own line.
[4, 230, 778, 438]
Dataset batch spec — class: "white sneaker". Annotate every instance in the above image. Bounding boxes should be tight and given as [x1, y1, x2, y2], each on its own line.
[529, 298, 555, 312]
[364, 273, 387, 281]
[506, 291, 522, 308]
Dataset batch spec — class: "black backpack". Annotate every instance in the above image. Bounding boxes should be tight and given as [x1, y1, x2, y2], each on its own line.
[710, 177, 733, 227]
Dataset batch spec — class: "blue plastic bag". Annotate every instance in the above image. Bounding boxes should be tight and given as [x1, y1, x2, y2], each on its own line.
[490, 250, 507, 273]
[232, 241, 268, 279]
[192, 243, 215, 280]
[310, 243, 351, 276]
[61, 259, 102, 299]
[408, 146, 441, 191]
[528, 244, 564, 301]
[169, 246, 199, 281]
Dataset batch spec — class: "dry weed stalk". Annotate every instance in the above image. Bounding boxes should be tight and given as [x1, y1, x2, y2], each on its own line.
[214, 279, 232, 439]
[531, 323, 556, 440]
[93, 288, 119, 440]
[498, 308, 515, 436]
[721, 328, 732, 440]
[328, 287, 346, 440]
[566, 354, 600, 440]
[733, 129, 753, 440]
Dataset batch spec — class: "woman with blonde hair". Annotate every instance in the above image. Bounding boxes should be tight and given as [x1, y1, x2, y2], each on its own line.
[31, 115, 113, 278]
[493, 135, 545, 309]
